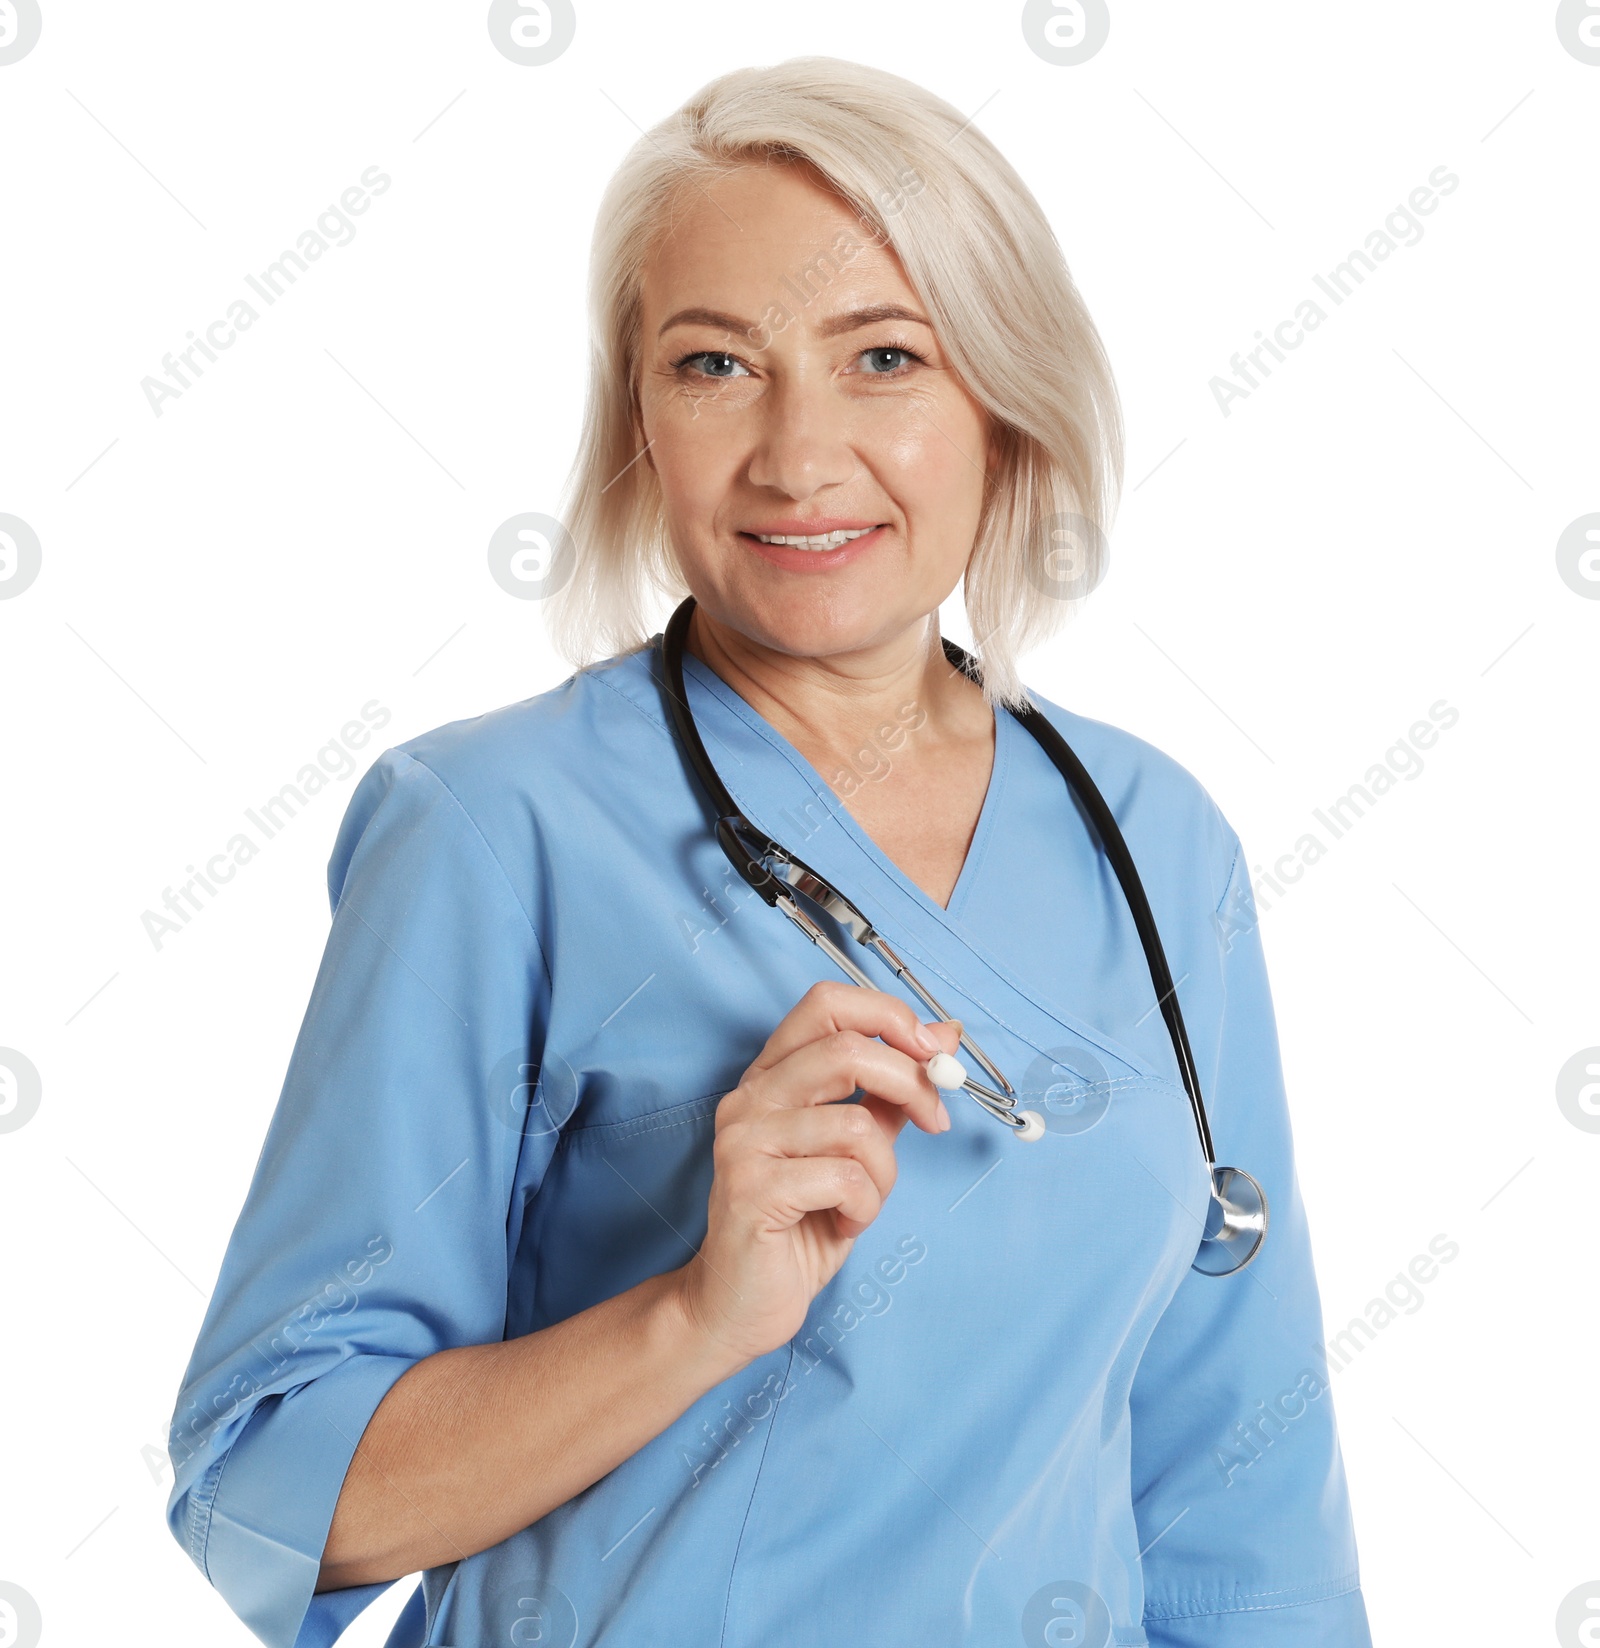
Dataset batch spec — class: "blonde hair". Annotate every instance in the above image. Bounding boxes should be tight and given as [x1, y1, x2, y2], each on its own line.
[545, 55, 1123, 708]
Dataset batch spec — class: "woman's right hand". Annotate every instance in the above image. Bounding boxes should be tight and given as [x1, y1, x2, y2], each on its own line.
[673, 979, 961, 1368]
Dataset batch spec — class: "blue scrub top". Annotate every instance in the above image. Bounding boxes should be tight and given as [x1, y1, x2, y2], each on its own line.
[165, 640, 1371, 1648]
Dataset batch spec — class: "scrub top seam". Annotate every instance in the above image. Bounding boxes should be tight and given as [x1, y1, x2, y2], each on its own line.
[671, 654, 1175, 1088]
[1142, 1568, 1364, 1619]
[185, 1449, 228, 1579]
[943, 701, 1011, 923]
[391, 748, 554, 992]
[591, 659, 685, 756]
[717, 1342, 798, 1648]
[1213, 832, 1245, 917]
[556, 1089, 727, 1148]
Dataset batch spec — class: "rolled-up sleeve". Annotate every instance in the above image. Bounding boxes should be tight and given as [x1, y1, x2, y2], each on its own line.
[1130, 832, 1372, 1645]
[165, 748, 554, 1648]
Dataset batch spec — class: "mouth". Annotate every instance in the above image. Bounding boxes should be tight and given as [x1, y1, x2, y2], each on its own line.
[737, 523, 890, 562]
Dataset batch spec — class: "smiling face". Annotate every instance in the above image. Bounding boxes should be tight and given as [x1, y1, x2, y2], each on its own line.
[635, 159, 994, 663]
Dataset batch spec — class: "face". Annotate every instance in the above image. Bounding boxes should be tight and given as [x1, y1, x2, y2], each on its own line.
[635, 159, 994, 663]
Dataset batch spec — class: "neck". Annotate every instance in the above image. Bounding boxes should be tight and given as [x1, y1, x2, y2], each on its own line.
[684, 603, 987, 782]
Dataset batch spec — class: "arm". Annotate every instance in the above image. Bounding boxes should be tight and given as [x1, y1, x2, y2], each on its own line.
[318, 975, 960, 1587]
[316, 1267, 744, 1589]
[1130, 833, 1372, 1646]
[165, 749, 559, 1648]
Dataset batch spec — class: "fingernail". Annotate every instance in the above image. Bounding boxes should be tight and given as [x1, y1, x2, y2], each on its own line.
[914, 1024, 939, 1053]
[937, 1098, 951, 1131]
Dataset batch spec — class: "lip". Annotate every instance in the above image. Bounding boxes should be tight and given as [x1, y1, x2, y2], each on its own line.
[738, 523, 889, 572]
[741, 518, 885, 535]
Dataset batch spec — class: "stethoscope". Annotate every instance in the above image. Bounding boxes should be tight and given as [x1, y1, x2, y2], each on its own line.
[657, 596, 1268, 1277]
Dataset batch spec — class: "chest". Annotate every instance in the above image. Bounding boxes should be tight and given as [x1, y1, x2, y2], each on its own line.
[803, 729, 996, 912]
[521, 719, 1224, 1251]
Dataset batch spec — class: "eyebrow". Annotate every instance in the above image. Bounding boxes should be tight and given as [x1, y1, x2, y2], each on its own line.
[656, 302, 933, 340]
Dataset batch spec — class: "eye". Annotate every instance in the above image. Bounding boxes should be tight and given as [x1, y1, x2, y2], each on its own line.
[852, 345, 925, 377]
[672, 350, 751, 380]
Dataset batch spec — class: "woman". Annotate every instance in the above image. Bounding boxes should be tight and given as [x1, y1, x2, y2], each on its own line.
[166, 58, 1370, 1648]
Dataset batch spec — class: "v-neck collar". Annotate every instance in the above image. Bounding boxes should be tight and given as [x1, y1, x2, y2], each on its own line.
[652, 647, 1173, 1089]
[679, 649, 1010, 922]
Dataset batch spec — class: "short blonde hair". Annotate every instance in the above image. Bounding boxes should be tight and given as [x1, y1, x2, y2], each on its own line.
[545, 55, 1123, 708]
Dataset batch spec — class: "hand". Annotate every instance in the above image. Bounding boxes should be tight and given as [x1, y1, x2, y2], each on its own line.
[673, 980, 961, 1368]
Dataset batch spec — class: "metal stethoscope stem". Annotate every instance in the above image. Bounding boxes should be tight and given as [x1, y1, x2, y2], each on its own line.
[771, 888, 1035, 1133]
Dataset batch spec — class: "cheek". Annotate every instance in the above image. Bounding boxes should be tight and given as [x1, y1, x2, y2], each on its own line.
[878, 415, 987, 521]
[644, 374, 759, 450]
[648, 417, 739, 527]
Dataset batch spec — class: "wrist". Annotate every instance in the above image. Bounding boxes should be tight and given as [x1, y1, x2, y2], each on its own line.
[651, 1266, 755, 1388]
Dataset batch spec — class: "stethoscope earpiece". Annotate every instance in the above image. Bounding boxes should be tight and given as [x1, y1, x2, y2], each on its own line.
[1191, 1166, 1269, 1276]
[928, 1053, 1045, 1140]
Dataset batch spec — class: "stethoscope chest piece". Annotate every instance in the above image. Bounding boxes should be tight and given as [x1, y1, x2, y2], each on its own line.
[1192, 1166, 1269, 1276]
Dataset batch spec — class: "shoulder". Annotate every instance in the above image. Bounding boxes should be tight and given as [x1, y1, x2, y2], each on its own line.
[327, 646, 670, 904]
[1017, 684, 1244, 916]
[391, 645, 666, 803]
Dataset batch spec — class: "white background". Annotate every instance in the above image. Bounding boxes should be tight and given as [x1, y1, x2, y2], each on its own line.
[1, 3, 1596, 1644]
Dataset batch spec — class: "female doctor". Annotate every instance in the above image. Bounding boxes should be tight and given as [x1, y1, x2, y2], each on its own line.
[166, 58, 1371, 1648]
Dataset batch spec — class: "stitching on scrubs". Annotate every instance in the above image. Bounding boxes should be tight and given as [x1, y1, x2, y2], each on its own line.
[1212, 833, 1245, 918]
[557, 1090, 728, 1148]
[363, 748, 559, 1286]
[592, 656, 688, 754]
[943, 702, 1010, 925]
[862, 915, 1161, 1092]
[393, 749, 555, 993]
[718, 1340, 798, 1648]
[1025, 1073, 1151, 1101]
[185, 1449, 227, 1577]
[596, 644, 765, 788]
[1141, 1569, 1363, 1619]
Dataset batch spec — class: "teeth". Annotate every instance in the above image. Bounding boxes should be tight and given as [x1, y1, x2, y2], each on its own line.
[752, 527, 877, 551]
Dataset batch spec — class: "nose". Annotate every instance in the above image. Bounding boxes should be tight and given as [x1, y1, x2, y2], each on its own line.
[744, 371, 857, 501]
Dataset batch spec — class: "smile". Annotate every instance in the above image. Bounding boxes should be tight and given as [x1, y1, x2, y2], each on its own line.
[743, 526, 884, 552]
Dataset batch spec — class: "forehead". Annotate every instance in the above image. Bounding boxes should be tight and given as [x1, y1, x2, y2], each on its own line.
[639, 160, 919, 324]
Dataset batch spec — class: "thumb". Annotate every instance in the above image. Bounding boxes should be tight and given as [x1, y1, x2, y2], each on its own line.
[927, 1018, 964, 1056]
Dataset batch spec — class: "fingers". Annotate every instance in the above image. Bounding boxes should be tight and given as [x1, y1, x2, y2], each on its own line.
[711, 1111, 889, 1231]
[751, 979, 949, 1081]
[744, 1098, 900, 1203]
[744, 980, 963, 1134]
[713, 1101, 899, 1242]
[749, 1153, 885, 1237]
[744, 1025, 948, 1135]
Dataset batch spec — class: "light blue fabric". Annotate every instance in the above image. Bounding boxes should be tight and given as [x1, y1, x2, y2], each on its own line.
[166, 640, 1371, 1647]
